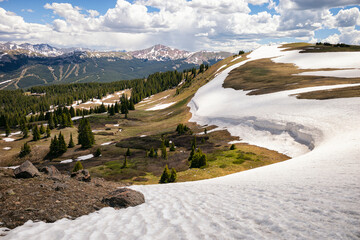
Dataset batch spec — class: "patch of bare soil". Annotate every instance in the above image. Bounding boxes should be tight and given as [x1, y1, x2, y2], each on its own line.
[0, 169, 126, 230]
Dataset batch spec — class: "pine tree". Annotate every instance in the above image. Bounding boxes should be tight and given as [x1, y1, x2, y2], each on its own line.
[49, 135, 58, 157]
[149, 147, 155, 157]
[78, 117, 95, 149]
[170, 142, 175, 151]
[191, 136, 197, 148]
[72, 161, 83, 172]
[154, 149, 158, 158]
[69, 106, 76, 117]
[46, 125, 51, 138]
[32, 125, 41, 141]
[204, 128, 207, 134]
[230, 144, 236, 150]
[94, 148, 101, 157]
[68, 133, 75, 148]
[121, 155, 128, 168]
[190, 148, 207, 168]
[40, 124, 45, 134]
[126, 148, 131, 156]
[169, 168, 177, 183]
[159, 165, 170, 184]
[58, 132, 67, 154]
[188, 145, 195, 161]
[109, 105, 115, 116]
[19, 142, 31, 158]
[5, 121, 10, 137]
[161, 144, 167, 159]
[48, 114, 55, 129]
[22, 125, 29, 138]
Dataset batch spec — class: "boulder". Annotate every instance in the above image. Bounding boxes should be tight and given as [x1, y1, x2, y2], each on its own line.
[102, 188, 145, 208]
[71, 169, 91, 182]
[40, 166, 61, 179]
[13, 160, 40, 178]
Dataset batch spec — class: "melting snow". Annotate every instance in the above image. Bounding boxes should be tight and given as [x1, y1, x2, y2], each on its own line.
[60, 159, 73, 164]
[3, 138, 15, 142]
[146, 102, 176, 111]
[101, 142, 113, 146]
[2, 147, 11, 150]
[75, 154, 94, 161]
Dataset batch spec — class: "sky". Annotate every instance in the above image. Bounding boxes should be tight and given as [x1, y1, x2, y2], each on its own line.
[0, 0, 359, 52]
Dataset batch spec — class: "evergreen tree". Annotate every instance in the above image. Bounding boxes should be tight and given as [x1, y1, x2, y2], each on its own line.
[161, 143, 167, 159]
[32, 125, 41, 141]
[48, 114, 55, 129]
[40, 124, 45, 134]
[149, 147, 155, 157]
[129, 100, 135, 110]
[109, 105, 115, 116]
[68, 133, 75, 148]
[72, 161, 83, 172]
[190, 148, 207, 168]
[188, 145, 195, 161]
[19, 142, 31, 158]
[169, 168, 177, 183]
[204, 128, 207, 134]
[121, 155, 128, 168]
[154, 149, 158, 158]
[49, 136, 58, 157]
[22, 125, 29, 138]
[46, 125, 51, 138]
[58, 132, 67, 154]
[94, 148, 101, 157]
[191, 136, 197, 148]
[170, 142, 176, 151]
[199, 64, 205, 73]
[69, 106, 76, 117]
[5, 121, 10, 137]
[78, 117, 95, 149]
[230, 144, 236, 150]
[159, 165, 170, 184]
[126, 148, 131, 156]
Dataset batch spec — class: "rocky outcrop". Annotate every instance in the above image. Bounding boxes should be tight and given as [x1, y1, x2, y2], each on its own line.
[13, 161, 40, 178]
[102, 188, 145, 208]
[40, 166, 61, 179]
[71, 169, 91, 182]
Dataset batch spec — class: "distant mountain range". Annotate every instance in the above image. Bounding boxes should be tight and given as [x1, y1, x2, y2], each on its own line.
[0, 42, 233, 89]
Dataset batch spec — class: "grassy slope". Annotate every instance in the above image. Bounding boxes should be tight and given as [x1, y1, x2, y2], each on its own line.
[0, 54, 289, 184]
[223, 43, 360, 99]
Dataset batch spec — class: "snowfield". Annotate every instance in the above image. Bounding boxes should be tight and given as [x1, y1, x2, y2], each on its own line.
[2, 45, 360, 239]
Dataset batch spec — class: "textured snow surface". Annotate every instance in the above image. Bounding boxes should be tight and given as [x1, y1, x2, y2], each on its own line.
[3, 46, 360, 240]
[3, 147, 11, 150]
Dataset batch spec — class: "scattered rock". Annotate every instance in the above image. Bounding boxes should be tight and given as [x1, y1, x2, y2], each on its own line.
[40, 166, 61, 179]
[102, 188, 145, 208]
[71, 169, 91, 182]
[13, 161, 40, 179]
[6, 189, 15, 195]
[53, 183, 68, 191]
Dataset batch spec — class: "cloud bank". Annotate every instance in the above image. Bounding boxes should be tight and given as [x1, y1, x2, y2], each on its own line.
[0, 0, 359, 51]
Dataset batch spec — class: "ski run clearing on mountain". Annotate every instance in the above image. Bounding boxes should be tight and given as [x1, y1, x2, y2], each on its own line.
[2, 45, 360, 239]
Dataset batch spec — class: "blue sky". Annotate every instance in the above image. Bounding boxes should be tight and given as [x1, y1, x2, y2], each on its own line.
[0, 0, 359, 51]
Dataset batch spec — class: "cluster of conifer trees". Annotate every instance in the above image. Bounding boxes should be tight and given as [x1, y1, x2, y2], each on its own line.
[0, 69, 189, 132]
[159, 165, 177, 184]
